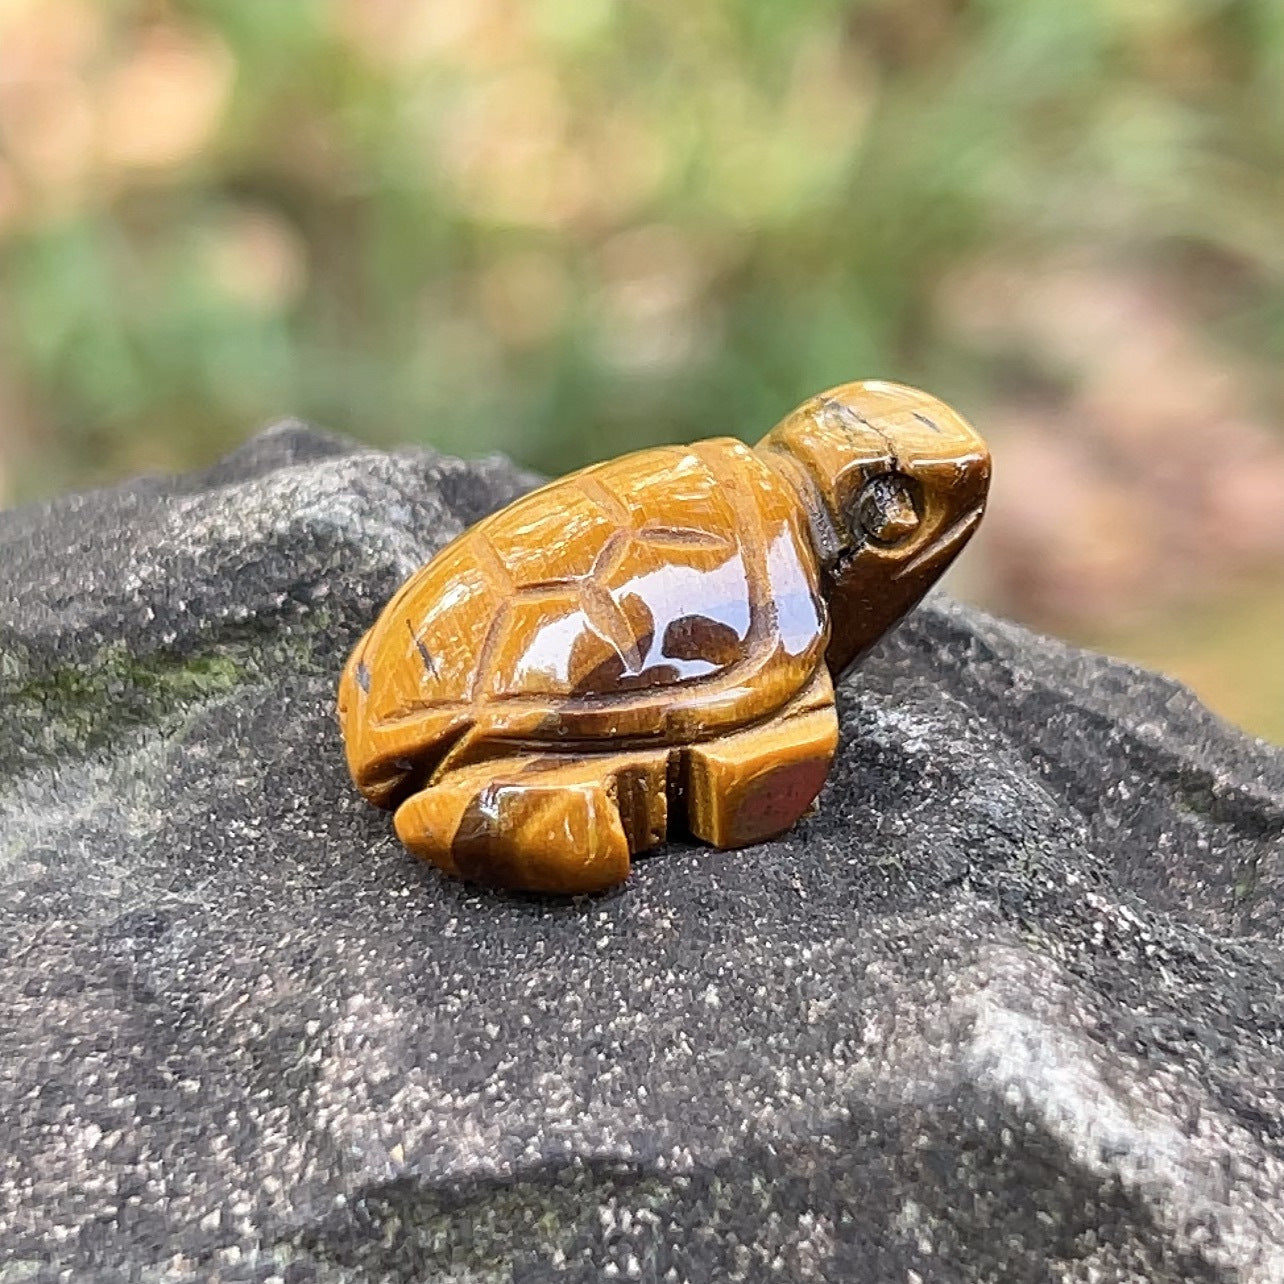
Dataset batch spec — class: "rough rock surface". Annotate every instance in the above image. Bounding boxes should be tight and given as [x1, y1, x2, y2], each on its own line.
[2, 424, 1283, 1284]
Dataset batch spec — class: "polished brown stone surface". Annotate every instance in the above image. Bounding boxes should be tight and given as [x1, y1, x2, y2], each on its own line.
[338, 380, 991, 891]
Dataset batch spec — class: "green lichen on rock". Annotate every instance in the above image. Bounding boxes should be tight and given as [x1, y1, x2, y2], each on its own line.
[291, 1167, 680, 1282]
[0, 619, 335, 776]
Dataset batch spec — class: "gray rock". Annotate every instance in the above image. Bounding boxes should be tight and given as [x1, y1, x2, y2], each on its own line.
[1, 423, 1282, 1283]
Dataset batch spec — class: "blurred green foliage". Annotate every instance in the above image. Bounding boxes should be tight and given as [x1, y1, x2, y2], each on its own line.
[3, 0, 1281, 488]
[1, 0, 1282, 738]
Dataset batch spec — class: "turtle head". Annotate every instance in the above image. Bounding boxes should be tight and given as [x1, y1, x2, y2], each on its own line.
[757, 380, 991, 679]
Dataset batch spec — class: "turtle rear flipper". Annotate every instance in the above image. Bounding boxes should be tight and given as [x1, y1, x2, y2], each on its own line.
[393, 749, 670, 895]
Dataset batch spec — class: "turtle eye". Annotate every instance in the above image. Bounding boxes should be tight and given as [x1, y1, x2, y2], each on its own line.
[853, 474, 920, 546]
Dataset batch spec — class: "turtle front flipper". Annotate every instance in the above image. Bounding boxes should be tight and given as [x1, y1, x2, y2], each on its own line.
[681, 666, 838, 849]
[393, 749, 671, 894]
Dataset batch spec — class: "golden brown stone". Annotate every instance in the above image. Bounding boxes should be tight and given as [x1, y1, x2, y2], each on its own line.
[337, 379, 991, 893]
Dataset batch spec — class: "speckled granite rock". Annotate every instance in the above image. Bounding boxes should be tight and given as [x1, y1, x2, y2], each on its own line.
[2, 425, 1282, 1283]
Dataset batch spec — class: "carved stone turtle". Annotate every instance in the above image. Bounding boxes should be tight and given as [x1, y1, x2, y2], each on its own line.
[337, 380, 991, 893]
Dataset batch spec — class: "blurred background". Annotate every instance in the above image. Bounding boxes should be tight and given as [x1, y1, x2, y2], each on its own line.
[0, 0, 1281, 740]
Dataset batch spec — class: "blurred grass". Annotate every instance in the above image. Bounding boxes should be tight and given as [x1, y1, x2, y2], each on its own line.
[0, 0, 1281, 740]
[1098, 585, 1284, 746]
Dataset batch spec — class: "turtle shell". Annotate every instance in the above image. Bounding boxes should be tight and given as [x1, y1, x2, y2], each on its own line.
[339, 438, 828, 805]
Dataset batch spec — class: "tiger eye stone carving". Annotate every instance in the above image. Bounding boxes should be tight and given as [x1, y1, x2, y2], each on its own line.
[337, 380, 991, 894]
